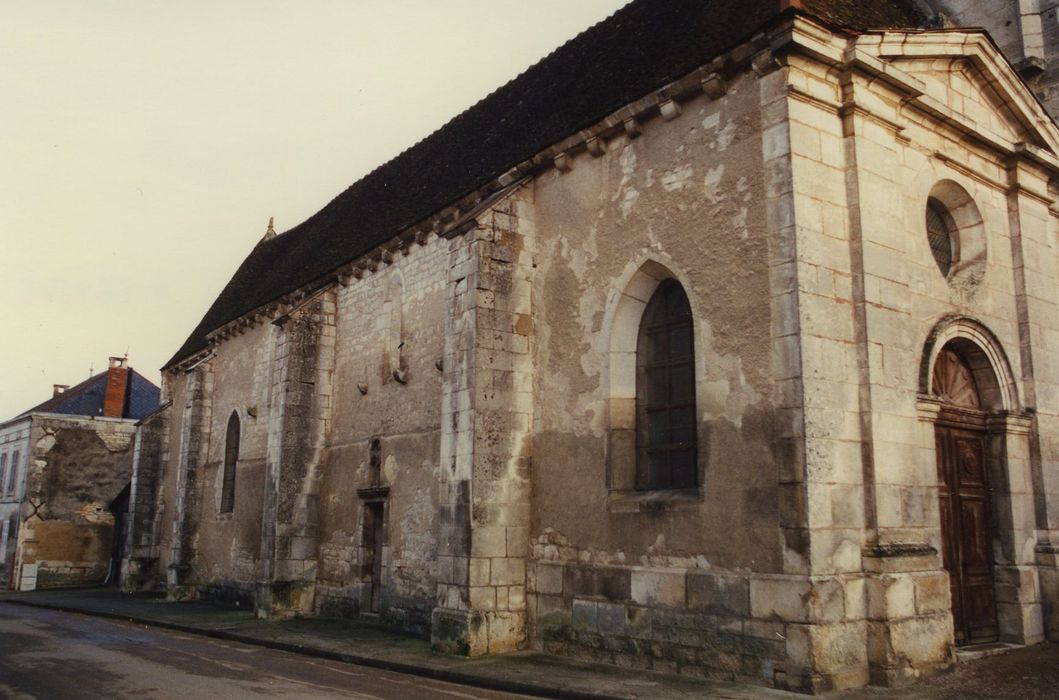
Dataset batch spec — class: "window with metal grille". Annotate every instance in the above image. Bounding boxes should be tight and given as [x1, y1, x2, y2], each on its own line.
[926, 198, 954, 276]
[220, 412, 240, 513]
[635, 279, 697, 490]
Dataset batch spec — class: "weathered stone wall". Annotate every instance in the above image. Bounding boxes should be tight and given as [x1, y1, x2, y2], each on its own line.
[194, 321, 271, 605]
[154, 375, 183, 581]
[16, 416, 136, 588]
[122, 407, 169, 590]
[316, 234, 450, 632]
[782, 27, 1059, 687]
[525, 59, 794, 684]
[431, 189, 535, 655]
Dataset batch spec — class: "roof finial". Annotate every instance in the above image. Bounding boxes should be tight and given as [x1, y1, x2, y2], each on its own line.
[262, 216, 277, 242]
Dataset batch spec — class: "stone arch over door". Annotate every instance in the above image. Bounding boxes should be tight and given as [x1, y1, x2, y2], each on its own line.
[919, 316, 1043, 645]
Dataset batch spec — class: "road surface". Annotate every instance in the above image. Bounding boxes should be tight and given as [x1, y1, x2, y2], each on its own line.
[0, 602, 532, 700]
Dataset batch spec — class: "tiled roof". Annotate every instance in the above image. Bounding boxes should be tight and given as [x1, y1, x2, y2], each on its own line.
[165, 0, 927, 369]
[14, 369, 161, 422]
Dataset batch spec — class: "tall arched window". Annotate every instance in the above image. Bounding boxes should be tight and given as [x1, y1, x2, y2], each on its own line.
[635, 279, 697, 490]
[220, 411, 240, 513]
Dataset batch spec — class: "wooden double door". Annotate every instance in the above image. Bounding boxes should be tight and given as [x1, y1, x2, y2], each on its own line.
[935, 421, 998, 645]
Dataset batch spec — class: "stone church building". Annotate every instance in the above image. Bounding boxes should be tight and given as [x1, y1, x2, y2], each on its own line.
[126, 0, 1059, 692]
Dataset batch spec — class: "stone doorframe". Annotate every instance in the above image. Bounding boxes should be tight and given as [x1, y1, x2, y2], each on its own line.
[917, 316, 1044, 646]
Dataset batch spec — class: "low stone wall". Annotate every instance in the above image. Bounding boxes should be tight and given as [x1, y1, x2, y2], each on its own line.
[529, 562, 786, 684]
[315, 582, 433, 637]
[527, 560, 893, 692]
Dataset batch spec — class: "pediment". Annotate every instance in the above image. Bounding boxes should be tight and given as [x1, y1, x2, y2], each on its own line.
[865, 32, 1059, 158]
[900, 56, 1044, 147]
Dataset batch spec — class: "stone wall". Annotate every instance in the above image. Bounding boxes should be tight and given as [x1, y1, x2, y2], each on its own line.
[316, 232, 450, 632]
[782, 27, 1059, 686]
[524, 41, 797, 686]
[122, 407, 169, 590]
[16, 415, 136, 588]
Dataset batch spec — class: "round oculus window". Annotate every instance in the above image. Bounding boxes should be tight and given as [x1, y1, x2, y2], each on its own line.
[926, 198, 955, 277]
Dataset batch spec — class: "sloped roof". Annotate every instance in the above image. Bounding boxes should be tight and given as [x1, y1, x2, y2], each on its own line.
[14, 369, 161, 422]
[165, 0, 927, 369]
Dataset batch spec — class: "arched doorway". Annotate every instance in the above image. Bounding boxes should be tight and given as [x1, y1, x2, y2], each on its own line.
[931, 343, 997, 645]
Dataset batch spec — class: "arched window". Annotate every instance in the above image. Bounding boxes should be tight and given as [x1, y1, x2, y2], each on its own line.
[220, 412, 240, 513]
[635, 279, 697, 490]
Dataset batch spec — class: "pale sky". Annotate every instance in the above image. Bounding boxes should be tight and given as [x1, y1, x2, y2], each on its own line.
[1, 0, 630, 420]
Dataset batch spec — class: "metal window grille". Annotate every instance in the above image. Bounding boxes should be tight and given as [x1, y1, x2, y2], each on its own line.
[927, 199, 954, 277]
[635, 279, 698, 490]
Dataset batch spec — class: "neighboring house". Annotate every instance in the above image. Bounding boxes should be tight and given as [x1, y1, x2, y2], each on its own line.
[0, 357, 160, 590]
[127, 0, 1059, 693]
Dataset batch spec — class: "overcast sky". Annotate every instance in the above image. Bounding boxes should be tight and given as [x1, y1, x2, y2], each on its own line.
[2, 0, 629, 420]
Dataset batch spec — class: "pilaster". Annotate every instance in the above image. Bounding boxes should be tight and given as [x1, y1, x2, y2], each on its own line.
[122, 405, 170, 590]
[256, 291, 337, 617]
[432, 188, 534, 655]
[167, 364, 213, 598]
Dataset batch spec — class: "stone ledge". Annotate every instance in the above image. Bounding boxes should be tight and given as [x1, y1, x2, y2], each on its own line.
[607, 488, 702, 513]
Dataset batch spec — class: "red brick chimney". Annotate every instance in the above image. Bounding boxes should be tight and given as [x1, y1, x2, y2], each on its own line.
[103, 356, 130, 418]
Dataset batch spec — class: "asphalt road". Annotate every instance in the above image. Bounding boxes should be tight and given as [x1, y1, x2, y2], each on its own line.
[0, 602, 532, 700]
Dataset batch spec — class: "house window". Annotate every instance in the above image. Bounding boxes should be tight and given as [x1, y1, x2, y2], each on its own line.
[220, 412, 240, 513]
[7, 451, 18, 495]
[926, 197, 955, 277]
[0, 454, 6, 498]
[635, 279, 697, 490]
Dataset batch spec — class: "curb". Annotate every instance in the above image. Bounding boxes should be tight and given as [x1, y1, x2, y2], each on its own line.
[1, 597, 620, 700]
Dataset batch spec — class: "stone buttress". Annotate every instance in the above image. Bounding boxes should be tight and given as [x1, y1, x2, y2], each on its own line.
[432, 188, 535, 654]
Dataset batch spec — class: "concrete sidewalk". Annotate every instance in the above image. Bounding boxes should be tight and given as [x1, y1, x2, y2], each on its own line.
[3, 588, 1056, 699]
[0, 587, 798, 699]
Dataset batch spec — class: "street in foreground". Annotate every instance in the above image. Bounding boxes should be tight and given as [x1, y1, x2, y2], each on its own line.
[0, 603, 530, 700]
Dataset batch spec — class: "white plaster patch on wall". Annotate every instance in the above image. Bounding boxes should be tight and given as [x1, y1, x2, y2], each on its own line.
[699, 346, 761, 430]
[661, 163, 694, 192]
[621, 189, 640, 218]
[383, 454, 398, 483]
[732, 206, 749, 238]
[617, 145, 641, 218]
[703, 164, 726, 204]
[99, 432, 132, 452]
[716, 120, 738, 151]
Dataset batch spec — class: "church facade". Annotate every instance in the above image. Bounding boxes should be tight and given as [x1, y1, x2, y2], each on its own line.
[126, 1, 1059, 692]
